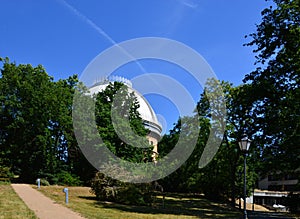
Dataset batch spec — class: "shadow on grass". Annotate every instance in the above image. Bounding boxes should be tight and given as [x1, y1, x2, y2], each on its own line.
[78, 195, 98, 201]
[79, 193, 241, 218]
[247, 211, 297, 219]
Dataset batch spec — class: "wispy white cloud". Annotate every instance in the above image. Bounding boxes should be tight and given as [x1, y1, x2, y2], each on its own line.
[177, 0, 199, 9]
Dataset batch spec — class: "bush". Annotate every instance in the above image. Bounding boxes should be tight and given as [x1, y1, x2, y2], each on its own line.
[90, 171, 154, 206]
[38, 178, 50, 186]
[55, 171, 82, 186]
[90, 172, 118, 201]
[37, 171, 82, 186]
[0, 166, 14, 182]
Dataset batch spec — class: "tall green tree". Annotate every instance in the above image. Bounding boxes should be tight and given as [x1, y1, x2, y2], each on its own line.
[0, 58, 79, 182]
[158, 79, 258, 203]
[72, 81, 153, 184]
[158, 114, 206, 193]
[86, 82, 158, 204]
[244, 0, 300, 179]
[196, 80, 258, 202]
[94, 82, 151, 163]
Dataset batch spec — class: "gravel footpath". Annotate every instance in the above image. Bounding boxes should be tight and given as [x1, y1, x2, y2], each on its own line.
[11, 184, 85, 219]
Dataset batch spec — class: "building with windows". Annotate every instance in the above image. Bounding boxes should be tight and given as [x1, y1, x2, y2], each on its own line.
[258, 173, 299, 192]
[251, 170, 299, 211]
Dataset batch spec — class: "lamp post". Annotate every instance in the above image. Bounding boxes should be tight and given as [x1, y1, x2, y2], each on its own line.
[239, 134, 251, 219]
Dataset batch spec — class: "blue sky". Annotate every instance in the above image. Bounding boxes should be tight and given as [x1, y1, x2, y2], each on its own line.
[0, 0, 272, 133]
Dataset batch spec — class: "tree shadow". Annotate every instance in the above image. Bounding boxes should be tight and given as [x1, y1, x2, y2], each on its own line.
[78, 195, 98, 201]
[247, 211, 296, 219]
[79, 193, 241, 218]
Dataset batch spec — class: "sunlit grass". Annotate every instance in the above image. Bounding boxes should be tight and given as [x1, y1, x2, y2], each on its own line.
[36, 185, 241, 219]
[0, 183, 37, 219]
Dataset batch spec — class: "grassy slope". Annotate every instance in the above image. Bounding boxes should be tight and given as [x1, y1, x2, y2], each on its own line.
[36, 185, 241, 219]
[0, 183, 37, 219]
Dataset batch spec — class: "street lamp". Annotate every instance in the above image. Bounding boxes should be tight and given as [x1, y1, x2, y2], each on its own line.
[239, 134, 251, 219]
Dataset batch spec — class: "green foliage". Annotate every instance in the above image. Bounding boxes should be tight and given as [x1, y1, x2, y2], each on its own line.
[54, 171, 82, 186]
[0, 165, 14, 181]
[78, 82, 156, 204]
[244, 0, 300, 177]
[38, 178, 50, 186]
[94, 82, 150, 163]
[0, 58, 80, 183]
[37, 171, 82, 186]
[159, 79, 259, 204]
[158, 115, 208, 193]
[91, 171, 154, 206]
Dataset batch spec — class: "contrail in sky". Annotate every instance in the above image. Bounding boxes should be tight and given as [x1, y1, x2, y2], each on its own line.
[58, 0, 174, 123]
[58, 0, 147, 73]
[178, 0, 199, 9]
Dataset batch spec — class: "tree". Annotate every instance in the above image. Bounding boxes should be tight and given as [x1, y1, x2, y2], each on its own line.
[196, 80, 258, 202]
[87, 82, 158, 204]
[158, 115, 207, 193]
[244, 0, 300, 179]
[0, 59, 151, 185]
[158, 79, 258, 203]
[0, 60, 55, 181]
[94, 82, 151, 163]
[0, 58, 79, 183]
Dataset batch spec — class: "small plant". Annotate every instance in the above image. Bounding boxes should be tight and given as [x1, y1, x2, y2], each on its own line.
[0, 165, 14, 182]
[39, 178, 50, 186]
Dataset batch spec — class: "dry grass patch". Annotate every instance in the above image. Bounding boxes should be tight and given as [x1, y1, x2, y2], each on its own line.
[35, 185, 241, 219]
[0, 183, 37, 219]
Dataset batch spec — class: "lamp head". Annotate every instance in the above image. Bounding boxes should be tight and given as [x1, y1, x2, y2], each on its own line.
[239, 134, 251, 152]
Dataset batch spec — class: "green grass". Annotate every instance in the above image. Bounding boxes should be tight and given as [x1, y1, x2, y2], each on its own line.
[0, 183, 37, 219]
[36, 185, 241, 219]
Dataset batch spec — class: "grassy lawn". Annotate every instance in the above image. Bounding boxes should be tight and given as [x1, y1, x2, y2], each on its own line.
[0, 182, 37, 219]
[35, 185, 241, 219]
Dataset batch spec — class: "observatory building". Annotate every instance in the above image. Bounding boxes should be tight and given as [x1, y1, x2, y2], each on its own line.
[89, 76, 162, 160]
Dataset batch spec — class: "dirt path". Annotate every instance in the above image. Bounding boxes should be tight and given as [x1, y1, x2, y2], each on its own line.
[11, 184, 86, 219]
[237, 199, 270, 212]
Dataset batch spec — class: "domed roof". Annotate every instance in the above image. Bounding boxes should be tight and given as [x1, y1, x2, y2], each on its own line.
[89, 77, 162, 137]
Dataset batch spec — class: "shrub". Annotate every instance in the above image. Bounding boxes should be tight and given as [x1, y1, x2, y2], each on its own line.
[38, 178, 50, 186]
[117, 183, 154, 205]
[90, 172, 118, 201]
[0, 166, 14, 182]
[37, 172, 57, 185]
[37, 171, 82, 186]
[90, 170, 154, 206]
[55, 171, 82, 186]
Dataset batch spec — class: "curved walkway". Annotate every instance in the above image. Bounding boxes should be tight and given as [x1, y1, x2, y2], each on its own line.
[11, 184, 85, 219]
